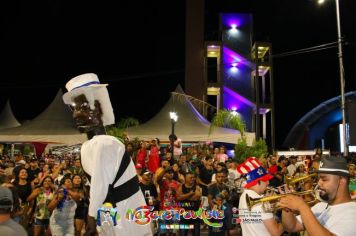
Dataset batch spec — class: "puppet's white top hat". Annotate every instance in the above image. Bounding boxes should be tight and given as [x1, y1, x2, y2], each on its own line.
[63, 73, 115, 126]
[65, 73, 108, 92]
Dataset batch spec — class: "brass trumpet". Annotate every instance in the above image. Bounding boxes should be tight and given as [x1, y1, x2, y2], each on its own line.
[246, 189, 318, 212]
[284, 173, 317, 187]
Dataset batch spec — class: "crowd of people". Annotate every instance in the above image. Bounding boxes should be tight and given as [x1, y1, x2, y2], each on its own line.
[1, 142, 355, 236]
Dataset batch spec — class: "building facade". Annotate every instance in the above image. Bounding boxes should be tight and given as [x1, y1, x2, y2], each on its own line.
[185, 2, 275, 149]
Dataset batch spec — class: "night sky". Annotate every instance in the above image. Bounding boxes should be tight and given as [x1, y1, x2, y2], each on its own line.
[1, 0, 356, 149]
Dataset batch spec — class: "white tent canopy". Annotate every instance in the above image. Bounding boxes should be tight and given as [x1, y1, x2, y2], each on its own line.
[0, 90, 87, 145]
[0, 100, 21, 130]
[127, 85, 255, 145]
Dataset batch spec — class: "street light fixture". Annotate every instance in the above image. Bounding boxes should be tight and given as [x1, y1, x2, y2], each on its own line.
[169, 112, 178, 157]
[318, 0, 347, 156]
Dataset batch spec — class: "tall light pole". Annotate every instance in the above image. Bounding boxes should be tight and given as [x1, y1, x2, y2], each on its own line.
[319, 0, 348, 156]
[169, 112, 178, 157]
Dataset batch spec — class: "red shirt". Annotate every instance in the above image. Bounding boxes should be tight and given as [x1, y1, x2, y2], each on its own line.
[268, 165, 278, 175]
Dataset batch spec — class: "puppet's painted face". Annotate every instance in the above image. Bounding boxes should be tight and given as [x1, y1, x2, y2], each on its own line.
[71, 94, 103, 133]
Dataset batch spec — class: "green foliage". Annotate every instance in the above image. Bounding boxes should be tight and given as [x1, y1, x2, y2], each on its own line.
[106, 117, 139, 142]
[116, 117, 139, 129]
[209, 109, 245, 136]
[234, 138, 268, 163]
[209, 109, 268, 164]
[22, 144, 33, 155]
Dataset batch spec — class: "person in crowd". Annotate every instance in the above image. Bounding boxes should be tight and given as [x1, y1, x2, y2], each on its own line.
[216, 146, 228, 163]
[48, 175, 79, 236]
[12, 167, 33, 227]
[139, 170, 159, 235]
[0, 186, 27, 236]
[148, 138, 160, 174]
[287, 156, 298, 177]
[62, 73, 151, 235]
[135, 163, 144, 183]
[27, 157, 40, 183]
[208, 170, 234, 235]
[176, 172, 202, 236]
[38, 164, 51, 181]
[27, 176, 55, 236]
[280, 155, 356, 236]
[169, 134, 182, 161]
[208, 193, 226, 236]
[140, 170, 159, 208]
[156, 166, 179, 236]
[153, 159, 171, 185]
[172, 162, 185, 184]
[12, 159, 26, 179]
[126, 142, 136, 163]
[165, 152, 175, 167]
[38, 159, 46, 171]
[212, 147, 220, 162]
[178, 154, 193, 174]
[4, 160, 15, 179]
[72, 174, 89, 236]
[268, 155, 287, 188]
[348, 163, 355, 178]
[69, 158, 84, 176]
[211, 162, 227, 183]
[136, 141, 148, 169]
[226, 159, 240, 186]
[196, 156, 214, 210]
[238, 157, 284, 236]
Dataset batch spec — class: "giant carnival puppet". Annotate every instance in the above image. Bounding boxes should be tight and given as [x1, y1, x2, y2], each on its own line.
[63, 73, 152, 235]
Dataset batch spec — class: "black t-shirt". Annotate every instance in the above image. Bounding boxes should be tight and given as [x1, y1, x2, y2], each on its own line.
[26, 167, 40, 182]
[198, 165, 214, 196]
[15, 182, 32, 204]
[139, 182, 158, 207]
[180, 184, 200, 211]
[269, 166, 283, 187]
[208, 182, 229, 201]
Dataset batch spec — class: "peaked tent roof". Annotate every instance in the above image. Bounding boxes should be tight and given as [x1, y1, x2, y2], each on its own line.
[0, 90, 87, 145]
[0, 100, 21, 130]
[127, 85, 255, 145]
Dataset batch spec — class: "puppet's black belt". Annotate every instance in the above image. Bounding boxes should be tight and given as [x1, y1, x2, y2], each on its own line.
[105, 175, 140, 204]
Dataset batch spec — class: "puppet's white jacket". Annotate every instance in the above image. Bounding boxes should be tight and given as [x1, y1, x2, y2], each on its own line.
[81, 135, 152, 235]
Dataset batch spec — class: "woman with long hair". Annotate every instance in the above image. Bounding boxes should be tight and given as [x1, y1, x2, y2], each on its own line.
[136, 141, 148, 168]
[72, 174, 89, 236]
[48, 174, 80, 236]
[148, 138, 160, 174]
[27, 176, 56, 236]
[13, 167, 33, 228]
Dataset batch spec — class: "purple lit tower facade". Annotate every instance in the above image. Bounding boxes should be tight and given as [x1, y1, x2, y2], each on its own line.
[185, 4, 275, 149]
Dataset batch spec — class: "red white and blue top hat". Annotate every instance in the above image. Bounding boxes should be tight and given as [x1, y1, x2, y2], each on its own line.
[237, 157, 273, 188]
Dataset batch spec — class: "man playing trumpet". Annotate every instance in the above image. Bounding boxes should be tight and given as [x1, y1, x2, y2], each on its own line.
[237, 157, 284, 236]
[279, 155, 356, 236]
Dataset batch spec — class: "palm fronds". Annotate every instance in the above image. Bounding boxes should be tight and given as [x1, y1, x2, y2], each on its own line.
[209, 109, 245, 136]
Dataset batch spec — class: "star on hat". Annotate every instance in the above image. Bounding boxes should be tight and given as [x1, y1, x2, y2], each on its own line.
[237, 157, 273, 188]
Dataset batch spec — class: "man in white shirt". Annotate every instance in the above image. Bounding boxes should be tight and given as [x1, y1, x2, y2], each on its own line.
[237, 157, 284, 236]
[286, 155, 297, 177]
[279, 155, 356, 236]
[63, 73, 152, 236]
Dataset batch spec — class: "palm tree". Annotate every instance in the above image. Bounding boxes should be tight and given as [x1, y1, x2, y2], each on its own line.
[209, 109, 245, 136]
[209, 109, 267, 163]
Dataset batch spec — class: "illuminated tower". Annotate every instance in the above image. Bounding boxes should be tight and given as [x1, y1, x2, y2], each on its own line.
[185, 5, 275, 149]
